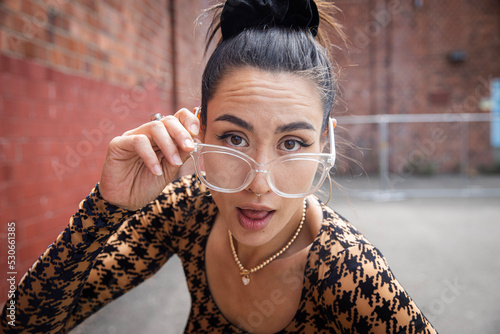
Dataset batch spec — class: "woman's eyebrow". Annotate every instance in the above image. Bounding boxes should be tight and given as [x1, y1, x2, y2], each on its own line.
[213, 114, 254, 132]
[275, 122, 316, 134]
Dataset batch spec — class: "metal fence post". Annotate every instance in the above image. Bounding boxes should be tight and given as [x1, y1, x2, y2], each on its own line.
[379, 115, 390, 189]
[460, 117, 469, 178]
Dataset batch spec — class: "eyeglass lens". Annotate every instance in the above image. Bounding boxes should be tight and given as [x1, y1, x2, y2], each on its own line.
[197, 150, 327, 195]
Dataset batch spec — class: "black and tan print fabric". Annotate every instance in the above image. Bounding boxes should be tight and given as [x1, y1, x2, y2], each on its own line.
[0, 175, 436, 333]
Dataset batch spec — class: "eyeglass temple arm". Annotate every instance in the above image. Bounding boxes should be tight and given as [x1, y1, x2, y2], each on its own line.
[189, 107, 202, 152]
[194, 107, 201, 119]
[329, 117, 337, 165]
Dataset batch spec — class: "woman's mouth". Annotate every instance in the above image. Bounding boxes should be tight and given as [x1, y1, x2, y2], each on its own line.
[237, 208, 275, 231]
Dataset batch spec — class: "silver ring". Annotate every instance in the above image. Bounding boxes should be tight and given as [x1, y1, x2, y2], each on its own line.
[254, 193, 262, 197]
[150, 113, 163, 122]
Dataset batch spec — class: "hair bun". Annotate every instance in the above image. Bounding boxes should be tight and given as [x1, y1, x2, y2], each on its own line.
[220, 0, 319, 40]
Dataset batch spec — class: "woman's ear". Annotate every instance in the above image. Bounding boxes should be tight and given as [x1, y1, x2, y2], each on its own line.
[197, 124, 206, 143]
[193, 106, 205, 143]
[320, 128, 328, 151]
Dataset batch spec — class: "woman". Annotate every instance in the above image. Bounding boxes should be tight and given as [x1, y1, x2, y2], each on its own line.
[1, 0, 436, 333]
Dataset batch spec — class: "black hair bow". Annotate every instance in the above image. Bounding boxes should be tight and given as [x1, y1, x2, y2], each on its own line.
[220, 0, 319, 40]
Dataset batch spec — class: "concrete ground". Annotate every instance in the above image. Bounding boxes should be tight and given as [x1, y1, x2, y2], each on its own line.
[71, 176, 500, 334]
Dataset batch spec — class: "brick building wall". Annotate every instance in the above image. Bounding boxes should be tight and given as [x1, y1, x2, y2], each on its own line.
[0, 0, 209, 304]
[334, 0, 500, 175]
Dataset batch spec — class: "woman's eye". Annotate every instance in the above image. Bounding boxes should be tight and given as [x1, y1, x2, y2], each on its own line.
[279, 138, 312, 152]
[215, 133, 248, 147]
[226, 135, 247, 147]
[280, 139, 301, 152]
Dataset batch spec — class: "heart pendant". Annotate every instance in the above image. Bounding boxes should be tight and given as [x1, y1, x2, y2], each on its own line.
[242, 276, 250, 285]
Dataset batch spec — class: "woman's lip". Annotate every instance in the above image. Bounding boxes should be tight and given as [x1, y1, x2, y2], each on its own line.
[237, 204, 274, 211]
[237, 208, 275, 231]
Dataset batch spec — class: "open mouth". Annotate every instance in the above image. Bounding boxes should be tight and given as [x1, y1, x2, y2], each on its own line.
[236, 208, 276, 231]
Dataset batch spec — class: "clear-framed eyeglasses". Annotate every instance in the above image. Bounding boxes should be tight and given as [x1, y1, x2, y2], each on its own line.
[190, 117, 336, 198]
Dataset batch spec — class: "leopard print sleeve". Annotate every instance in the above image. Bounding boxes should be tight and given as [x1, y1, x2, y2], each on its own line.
[315, 213, 437, 333]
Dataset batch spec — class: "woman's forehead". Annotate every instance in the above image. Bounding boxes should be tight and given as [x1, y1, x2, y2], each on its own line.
[207, 67, 323, 128]
[215, 67, 319, 99]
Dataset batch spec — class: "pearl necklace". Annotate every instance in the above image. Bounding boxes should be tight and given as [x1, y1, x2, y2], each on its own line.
[228, 199, 307, 286]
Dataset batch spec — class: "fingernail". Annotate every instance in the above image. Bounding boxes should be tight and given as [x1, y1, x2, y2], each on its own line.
[172, 153, 183, 166]
[152, 164, 163, 176]
[190, 124, 199, 135]
[184, 138, 194, 148]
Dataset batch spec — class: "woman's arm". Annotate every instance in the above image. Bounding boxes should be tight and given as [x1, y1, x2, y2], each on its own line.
[0, 185, 136, 333]
[0, 108, 199, 333]
[64, 183, 189, 331]
[0, 179, 190, 333]
[321, 243, 437, 334]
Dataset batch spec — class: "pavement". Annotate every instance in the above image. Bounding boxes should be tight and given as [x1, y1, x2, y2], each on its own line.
[70, 176, 500, 334]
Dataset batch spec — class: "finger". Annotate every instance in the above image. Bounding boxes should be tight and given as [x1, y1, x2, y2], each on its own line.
[146, 120, 185, 166]
[174, 108, 200, 136]
[122, 134, 165, 176]
[160, 115, 196, 153]
[122, 120, 185, 166]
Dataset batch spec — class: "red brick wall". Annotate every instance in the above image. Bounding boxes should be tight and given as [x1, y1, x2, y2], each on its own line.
[0, 0, 208, 305]
[335, 0, 500, 175]
[172, 0, 211, 109]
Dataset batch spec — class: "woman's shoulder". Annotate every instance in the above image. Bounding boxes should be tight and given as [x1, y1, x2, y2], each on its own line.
[146, 174, 217, 244]
[160, 173, 204, 199]
[316, 203, 375, 253]
[305, 204, 435, 333]
[308, 202, 389, 281]
[155, 173, 215, 211]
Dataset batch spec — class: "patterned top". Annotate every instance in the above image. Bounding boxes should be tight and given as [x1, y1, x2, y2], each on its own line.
[1, 175, 436, 333]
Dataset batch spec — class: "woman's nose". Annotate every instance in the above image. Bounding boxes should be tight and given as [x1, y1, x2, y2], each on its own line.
[247, 168, 271, 196]
[247, 150, 273, 196]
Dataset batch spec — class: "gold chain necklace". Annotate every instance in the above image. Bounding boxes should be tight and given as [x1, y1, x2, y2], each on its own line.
[228, 199, 307, 286]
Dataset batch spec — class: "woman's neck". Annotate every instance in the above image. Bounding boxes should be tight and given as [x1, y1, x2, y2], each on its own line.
[233, 197, 317, 270]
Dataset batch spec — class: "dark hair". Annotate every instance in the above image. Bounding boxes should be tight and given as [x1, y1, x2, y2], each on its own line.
[200, 1, 345, 134]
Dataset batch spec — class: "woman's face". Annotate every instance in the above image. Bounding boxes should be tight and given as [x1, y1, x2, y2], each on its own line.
[204, 67, 325, 247]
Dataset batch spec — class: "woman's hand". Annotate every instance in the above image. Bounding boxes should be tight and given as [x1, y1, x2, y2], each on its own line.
[99, 108, 200, 211]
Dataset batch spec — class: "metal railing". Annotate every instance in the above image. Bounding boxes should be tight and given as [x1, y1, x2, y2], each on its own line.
[333, 113, 500, 200]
